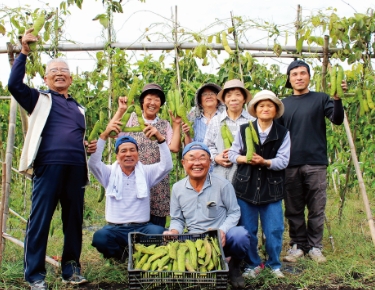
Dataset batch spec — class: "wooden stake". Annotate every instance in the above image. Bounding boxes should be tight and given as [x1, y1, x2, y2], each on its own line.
[0, 163, 6, 266]
[2, 232, 60, 268]
[343, 112, 375, 246]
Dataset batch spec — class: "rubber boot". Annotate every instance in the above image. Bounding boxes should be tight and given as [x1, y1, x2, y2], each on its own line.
[228, 258, 245, 289]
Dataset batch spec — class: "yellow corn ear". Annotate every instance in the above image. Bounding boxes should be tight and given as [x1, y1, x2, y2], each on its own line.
[29, 13, 45, 51]
[203, 237, 212, 267]
[157, 254, 170, 271]
[207, 258, 214, 271]
[336, 65, 344, 98]
[127, 76, 139, 105]
[151, 259, 159, 271]
[185, 240, 197, 270]
[185, 252, 195, 272]
[169, 241, 179, 260]
[195, 239, 204, 252]
[135, 253, 149, 269]
[330, 65, 337, 97]
[177, 245, 188, 272]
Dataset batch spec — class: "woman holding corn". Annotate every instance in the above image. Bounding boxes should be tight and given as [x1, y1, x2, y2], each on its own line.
[228, 90, 290, 279]
[111, 83, 185, 228]
[204, 79, 254, 182]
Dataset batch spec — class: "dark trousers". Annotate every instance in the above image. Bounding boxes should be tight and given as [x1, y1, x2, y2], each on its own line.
[150, 214, 167, 228]
[92, 223, 165, 261]
[284, 165, 327, 253]
[24, 165, 86, 283]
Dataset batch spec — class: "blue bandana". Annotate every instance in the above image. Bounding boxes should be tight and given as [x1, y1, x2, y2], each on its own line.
[115, 136, 138, 153]
[182, 141, 211, 158]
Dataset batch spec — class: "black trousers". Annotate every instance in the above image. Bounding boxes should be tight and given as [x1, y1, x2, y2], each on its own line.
[24, 164, 86, 283]
[284, 165, 327, 253]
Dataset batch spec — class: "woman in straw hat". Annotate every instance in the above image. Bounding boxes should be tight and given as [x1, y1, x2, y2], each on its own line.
[228, 90, 290, 279]
[204, 79, 255, 182]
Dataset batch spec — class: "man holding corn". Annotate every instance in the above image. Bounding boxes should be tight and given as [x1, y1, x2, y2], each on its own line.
[8, 29, 97, 289]
[279, 60, 346, 263]
[164, 142, 251, 288]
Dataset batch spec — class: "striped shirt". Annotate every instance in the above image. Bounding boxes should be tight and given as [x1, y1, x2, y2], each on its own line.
[204, 109, 255, 182]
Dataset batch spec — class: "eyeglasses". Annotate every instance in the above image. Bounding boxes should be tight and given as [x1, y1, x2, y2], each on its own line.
[184, 157, 210, 164]
[47, 68, 70, 74]
[201, 92, 217, 97]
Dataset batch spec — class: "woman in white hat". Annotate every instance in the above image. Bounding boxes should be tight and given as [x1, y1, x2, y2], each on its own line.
[228, 90, 291, 279]
[204, 79, 255, 182]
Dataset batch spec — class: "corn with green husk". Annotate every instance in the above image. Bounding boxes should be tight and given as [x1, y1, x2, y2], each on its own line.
[330, 65, 337, 97]
[336, 65, 344, 99]
[126, 76, 139, 106]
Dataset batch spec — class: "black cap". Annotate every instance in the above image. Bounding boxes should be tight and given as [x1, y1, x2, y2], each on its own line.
[285, 60, 311, 89]
[139, 83, 166, 106]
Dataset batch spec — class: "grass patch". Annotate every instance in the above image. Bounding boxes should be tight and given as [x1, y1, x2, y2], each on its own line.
[1, 177, 375, 289]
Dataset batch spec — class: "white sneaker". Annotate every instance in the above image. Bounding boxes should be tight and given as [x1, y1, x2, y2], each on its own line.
[283, 244, 304, 262]
[272, 268, 285, 278]
[242, 265, 263, 278]
[308, 247, 327, 263]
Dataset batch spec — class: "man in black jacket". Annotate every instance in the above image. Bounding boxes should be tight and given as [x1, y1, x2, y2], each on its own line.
[278, 60, 346, 263]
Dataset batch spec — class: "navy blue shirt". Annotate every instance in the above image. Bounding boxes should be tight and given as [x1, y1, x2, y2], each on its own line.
[8, 53, 86, 167]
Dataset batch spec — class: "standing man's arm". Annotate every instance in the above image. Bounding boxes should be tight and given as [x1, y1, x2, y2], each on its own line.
[327, 80, 347, 125]
[8, 28, 40, 113]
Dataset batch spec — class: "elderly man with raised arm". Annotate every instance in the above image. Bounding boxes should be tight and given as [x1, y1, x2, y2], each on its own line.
[88, 117, 173, 262]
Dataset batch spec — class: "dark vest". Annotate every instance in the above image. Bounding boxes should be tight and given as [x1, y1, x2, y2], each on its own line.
[233, 121, 288, 205]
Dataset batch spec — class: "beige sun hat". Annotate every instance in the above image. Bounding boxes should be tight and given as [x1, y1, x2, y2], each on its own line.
[248, 90, 284, 119]
[217, 79, 252, 104]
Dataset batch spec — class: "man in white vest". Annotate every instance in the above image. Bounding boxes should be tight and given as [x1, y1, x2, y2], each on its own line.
[8, 28, 96, 290]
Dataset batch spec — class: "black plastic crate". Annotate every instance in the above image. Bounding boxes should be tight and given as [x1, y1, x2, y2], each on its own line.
[128, 230, 229, 289]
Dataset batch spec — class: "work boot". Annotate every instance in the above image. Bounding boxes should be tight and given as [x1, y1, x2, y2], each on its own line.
[228, 258, 245, 289]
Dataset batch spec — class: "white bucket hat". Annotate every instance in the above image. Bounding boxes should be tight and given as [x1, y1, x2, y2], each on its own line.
[248, 90, 284, 119]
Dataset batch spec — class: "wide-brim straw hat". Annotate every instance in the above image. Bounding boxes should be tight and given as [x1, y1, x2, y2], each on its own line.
[217, 79, 252, 104]
[248, 90, 284, 119]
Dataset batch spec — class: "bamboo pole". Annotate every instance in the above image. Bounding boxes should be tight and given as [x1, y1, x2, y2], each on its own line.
[230, 11, 244, 82]
[0, 163, 6, 266]
[172, 5, 181, 186]
[294, 4, 302, 60]
[2, 232, 60, 267]
[320, 35, 336, 250]
[0, 43, 342, 54]
[343, 112, 375, 246]
[106, 4, 113, 163]
[3, 43, 17, 235]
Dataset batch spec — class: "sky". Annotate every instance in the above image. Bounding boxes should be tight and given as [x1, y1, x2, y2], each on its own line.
[0, 0, 373, 87]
